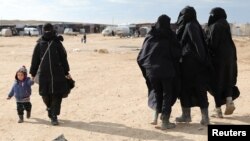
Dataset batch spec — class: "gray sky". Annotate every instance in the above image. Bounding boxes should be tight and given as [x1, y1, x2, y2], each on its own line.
[0, 0, 249, 24]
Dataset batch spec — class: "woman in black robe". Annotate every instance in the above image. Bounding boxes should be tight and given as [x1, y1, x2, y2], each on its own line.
[30, 23, 71, 125]
[137, 14, 181, 129]
[175, 6, 210, 125]
[207, 7, 239, 118]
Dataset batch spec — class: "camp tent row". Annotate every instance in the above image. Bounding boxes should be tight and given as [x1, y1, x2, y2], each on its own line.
[0, 23, 107, 36]
[2, 22, 248, 37]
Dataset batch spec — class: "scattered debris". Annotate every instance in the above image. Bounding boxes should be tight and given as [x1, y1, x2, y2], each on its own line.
[98, 49, 109, 54]
[73, 48, 81, 52]
[198, 127, 204, 130]
[53, 134, 68, 141]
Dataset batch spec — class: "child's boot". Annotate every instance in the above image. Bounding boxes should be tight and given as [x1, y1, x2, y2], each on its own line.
[176, 107, 191, 122]
[224, 97, 235, 115]
[18, 115, 24, 123]
[26, 110, 31, 119]
[151, 111, 159, 125]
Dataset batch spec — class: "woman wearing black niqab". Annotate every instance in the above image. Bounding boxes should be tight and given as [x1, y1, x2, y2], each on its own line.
[207, 7, 239, 118]
[175, 6, 210, 125]
[30, 23, 71, 125]
[137, 14, 181, 129]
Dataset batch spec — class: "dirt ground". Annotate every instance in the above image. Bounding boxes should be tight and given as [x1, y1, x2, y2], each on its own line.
[0, 34, 249, 141]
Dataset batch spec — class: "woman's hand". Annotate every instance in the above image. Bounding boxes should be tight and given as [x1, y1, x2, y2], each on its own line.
[65, 74, 72, 79]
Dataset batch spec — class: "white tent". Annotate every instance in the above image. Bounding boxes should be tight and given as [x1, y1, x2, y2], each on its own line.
[1, 29, 12, 37]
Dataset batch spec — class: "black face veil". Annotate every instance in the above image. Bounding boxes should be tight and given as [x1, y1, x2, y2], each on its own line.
[176, 6, 197, 26]
[155, 14, 171, 30]
[151, 14, 172, 39]
[208, 7, 227, 26]
[176, 6, 197, 39]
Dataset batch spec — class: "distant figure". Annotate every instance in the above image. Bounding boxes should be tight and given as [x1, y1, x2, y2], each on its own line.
[137, 30, 140, 37]
[111, 30, 115, 36]
[206, 7, 240, 118]
[83, 33, 87, 43]
[7, 66, 34, 123]
[81, 33, 87, 44]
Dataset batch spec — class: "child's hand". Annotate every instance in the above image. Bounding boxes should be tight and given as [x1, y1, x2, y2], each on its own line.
[7, 97, 11, 100]
[30, 79, 35, 85]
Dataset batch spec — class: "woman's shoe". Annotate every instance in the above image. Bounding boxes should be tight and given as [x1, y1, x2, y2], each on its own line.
[211, 108, 223, 118]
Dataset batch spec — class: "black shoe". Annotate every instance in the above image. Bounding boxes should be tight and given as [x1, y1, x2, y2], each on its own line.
[51, 119, 59, 125]
[51, 116, 59, 126]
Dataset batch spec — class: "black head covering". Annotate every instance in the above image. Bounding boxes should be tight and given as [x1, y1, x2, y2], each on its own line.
[208, 7, 227, 26]
[42, 23, 56, 41]
[43, 23, 54, 32]
[176, 6, 197, 40]
[149, 14, 172, 39]
[176, 6, 197, 26]
[155, 14, 171, 29]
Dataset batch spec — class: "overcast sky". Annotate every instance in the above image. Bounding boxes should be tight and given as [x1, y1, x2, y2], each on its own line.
[0, 0, 249, 24]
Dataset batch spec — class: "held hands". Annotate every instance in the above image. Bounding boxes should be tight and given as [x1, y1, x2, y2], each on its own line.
[30, 76, 35, 85]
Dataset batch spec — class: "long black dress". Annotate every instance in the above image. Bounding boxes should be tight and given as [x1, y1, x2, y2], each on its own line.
[30, 32, 70, 116]
[207, 8, 239, 106]
[176, 6, 210, 108]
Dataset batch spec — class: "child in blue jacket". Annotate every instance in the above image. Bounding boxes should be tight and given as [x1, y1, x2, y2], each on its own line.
[7, 66, 34, 123]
